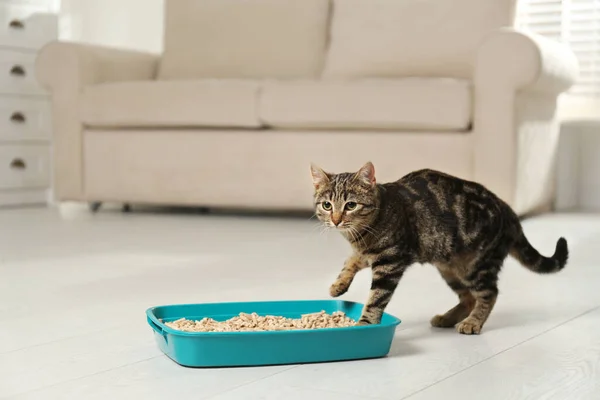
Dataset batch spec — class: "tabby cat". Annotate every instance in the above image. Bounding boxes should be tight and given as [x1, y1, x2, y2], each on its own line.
[310, 162, 568, 335]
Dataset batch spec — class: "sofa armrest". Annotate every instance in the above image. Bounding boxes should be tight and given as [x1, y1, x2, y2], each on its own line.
[36, 41, 159, 92]
[36, 42, 159, 202]
[475, 28, 578, 95]
[473, 29, 579, 215]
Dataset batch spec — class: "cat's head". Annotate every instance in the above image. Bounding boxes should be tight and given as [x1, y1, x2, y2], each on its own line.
[310, 162, 379, 231]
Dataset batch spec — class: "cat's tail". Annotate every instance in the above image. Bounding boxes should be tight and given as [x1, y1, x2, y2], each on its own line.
[510, 232, 569, 274]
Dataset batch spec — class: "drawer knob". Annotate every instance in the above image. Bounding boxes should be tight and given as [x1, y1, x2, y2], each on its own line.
[9, 20, 25, 29]
[10, 158, 26, 170]
[10, 65, 26, 77]
[10, 112, 26, 123]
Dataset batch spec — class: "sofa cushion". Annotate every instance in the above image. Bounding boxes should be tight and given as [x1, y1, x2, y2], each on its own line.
[324, 0, 516, 79]
[81, 80, 261, 128]
[158, 0, 330, 80]
[259, 79, 472, 131]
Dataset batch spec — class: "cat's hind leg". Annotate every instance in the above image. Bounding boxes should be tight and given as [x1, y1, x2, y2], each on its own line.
[455, 248, 506, 335]
[431, 269, 475, 328]
[330, 253, 368, 297]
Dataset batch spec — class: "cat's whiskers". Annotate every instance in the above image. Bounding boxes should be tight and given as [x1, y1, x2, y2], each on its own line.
[346, 225, 367, 249]
[357, 227, 369, 249]
[355, 222, 378, 238]
[318, 222, 333, 237]
[344, 225, 357, 243]
[310, 221, 323, 233]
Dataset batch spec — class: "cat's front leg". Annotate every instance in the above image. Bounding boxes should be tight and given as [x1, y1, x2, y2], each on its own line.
[357, 260, 408, 325]
[329, 253, 368, 297]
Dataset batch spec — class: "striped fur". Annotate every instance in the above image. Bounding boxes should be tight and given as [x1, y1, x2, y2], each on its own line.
[311, 163, 569, 335]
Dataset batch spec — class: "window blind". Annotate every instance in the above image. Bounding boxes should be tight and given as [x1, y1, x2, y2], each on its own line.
[517, 0, 600, 97]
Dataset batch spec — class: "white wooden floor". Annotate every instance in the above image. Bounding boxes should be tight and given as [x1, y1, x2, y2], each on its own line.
[1, 207, 599, 399]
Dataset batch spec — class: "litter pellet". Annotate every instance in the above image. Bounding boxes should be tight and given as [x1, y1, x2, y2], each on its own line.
[164, 310, 356, 332]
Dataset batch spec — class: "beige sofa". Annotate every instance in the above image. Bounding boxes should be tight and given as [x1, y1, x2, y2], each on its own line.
[36, 0, 578, 215]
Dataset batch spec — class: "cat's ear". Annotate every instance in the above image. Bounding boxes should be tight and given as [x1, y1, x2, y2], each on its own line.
[310, 163, 330, 189]
[356, 161, 376, 187]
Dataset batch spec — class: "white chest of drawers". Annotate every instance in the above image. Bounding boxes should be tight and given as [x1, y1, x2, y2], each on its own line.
[0, 0, 57, 207]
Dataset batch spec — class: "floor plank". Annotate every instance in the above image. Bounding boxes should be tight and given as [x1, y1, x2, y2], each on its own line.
[404, 308, 600, 400]
[6, 358, 293, 400]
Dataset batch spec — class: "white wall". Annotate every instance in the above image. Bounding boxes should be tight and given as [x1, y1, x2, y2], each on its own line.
[58, 0, 164, 53]
[578, 128, 600, 211]
[555, 96, 600, 212]
[556, 123, 600, 212]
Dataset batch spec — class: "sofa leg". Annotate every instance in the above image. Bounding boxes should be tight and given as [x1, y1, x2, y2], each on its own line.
[89, 202, 102, 213]
[122, 203, 132, 213]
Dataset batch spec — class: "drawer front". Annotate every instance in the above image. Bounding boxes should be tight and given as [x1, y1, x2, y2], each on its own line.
[0, 144, 49, 189]
[0, 187, 47, 206]
[0, 97, 51, 141]
[0, 3, 57, 50]
[0, 49, 46, 95]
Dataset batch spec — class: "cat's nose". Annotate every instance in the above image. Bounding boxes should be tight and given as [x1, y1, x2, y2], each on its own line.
[331, 215, 342, 226]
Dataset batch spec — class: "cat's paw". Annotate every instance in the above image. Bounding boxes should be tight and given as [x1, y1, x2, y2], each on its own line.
[355, 319, 373, 326]
[329, 281, 349, 297]
[456, 319, 482, 335]
[430, 314, 456, 328]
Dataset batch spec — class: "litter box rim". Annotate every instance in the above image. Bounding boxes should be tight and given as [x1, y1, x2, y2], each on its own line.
[146, 299, 401, 338]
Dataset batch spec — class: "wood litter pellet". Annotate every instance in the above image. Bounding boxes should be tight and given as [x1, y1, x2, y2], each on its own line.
[164, 310, 356, 332]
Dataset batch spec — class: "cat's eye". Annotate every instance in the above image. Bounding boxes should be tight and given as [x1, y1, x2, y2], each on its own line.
[322, 201, 332, 211]
[345, 202, 358, 211]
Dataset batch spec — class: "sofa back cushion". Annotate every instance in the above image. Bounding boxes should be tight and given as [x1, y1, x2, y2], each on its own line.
[158, 0, 330, 80]
[324, 0, 516, 79]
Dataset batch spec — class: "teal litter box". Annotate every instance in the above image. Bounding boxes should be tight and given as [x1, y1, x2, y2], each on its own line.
[146, 300, 401, 367]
